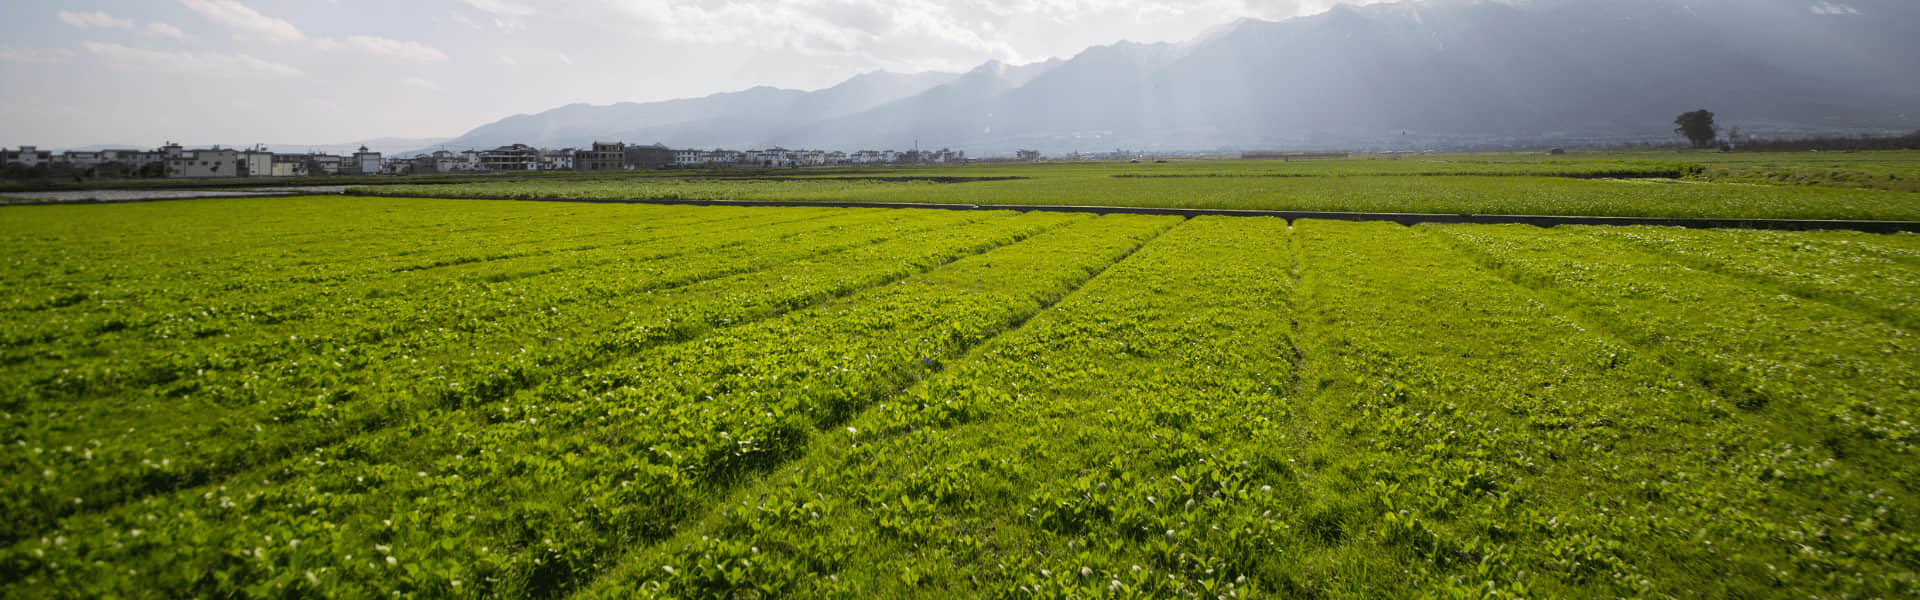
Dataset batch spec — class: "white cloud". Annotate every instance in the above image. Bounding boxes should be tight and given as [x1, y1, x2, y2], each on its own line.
[177, 0, 448, 62]
[402, 76, 444, 91]
[177, 0, 306, 43]
[304, 98, 347, 113]
[82, 41, 303, 77]
[0, 46, 77, 64]
[532, 0, 1398, 73]
[462, 0, 535, 31]
[143, 23, 190, 41]
[59, 10, 135, 29]
[585, 1, 1026, 66]
[464, 0, 535, 18]
[317, 35, 451, 63]
[1809, 2, 1862, 16]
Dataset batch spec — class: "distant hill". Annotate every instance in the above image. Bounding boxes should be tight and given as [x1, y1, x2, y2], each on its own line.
[423, 70, 963, 154]
[44, 138, 451, 156]
[432, 0, 1920, 154]
[266, 137, 452, 157]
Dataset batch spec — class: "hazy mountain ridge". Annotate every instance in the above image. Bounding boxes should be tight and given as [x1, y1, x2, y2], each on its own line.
[48, 137, 450, 155]
[428, 0, 1920, 155]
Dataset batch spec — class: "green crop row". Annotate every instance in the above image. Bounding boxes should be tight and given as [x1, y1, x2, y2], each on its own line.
[2, 213, 1178, 598]
[1434, 224, 1920, 454]
[0, 206, 1070, 548]
[576, 218, 1920, 599]
[3, 196, 1917, 598]
[581, 215, 1304, 598]
[1571, 226, 1920, 331]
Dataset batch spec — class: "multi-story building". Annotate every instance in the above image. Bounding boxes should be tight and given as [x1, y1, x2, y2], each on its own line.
[270, 153, 309, 177]
[382, 157, 414, 175]
[3, 146, 53, 167]
[101, 149, 160, 169]
[576, 141, 626, 171]
[350, 146, 382, 175]
[309, 154, 344, 175]
[409, 150, 463, 175]
[923, 148, 965, 164]
[61, 151, 104, 168]
[624, 143, 674, 169]
[480, 144, 539, 171]
[539, 148, 573, 171]
[242, 147, 274, 176]
[165, 146, 243, 178]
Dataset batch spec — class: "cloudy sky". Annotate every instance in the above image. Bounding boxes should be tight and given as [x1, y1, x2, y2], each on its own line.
[0, 0, 1393, 148]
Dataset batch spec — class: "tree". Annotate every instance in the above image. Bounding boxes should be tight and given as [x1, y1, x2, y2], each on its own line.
[1674, 109, 1718, 149]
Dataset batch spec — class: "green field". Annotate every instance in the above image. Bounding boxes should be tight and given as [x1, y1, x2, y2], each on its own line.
[3, 195, 1917, 598]
[339, 151, 1920, 221]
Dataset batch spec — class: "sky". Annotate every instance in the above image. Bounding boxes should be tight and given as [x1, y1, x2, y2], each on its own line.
[0, 0, 1396, 148]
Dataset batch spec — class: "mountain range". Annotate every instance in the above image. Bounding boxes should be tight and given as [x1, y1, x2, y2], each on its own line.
[48, 138, 451, 156]
[419, 0, 1920, 156]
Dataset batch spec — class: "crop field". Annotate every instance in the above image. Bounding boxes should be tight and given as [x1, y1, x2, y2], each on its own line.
[345, 151, 1920, 221]
[3, 195, 1919, 598]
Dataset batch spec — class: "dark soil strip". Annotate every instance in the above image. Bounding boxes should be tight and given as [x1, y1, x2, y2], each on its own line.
[0, 192, 308, 206]
[362, 194, 1920, 233]
[1111, 170, 1696, 180]
[660, 175, 1027, 183]
[14, 190, 1920, 232]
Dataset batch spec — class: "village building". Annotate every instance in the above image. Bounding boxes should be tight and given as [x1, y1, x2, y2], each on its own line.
[623, 143, 674, 169]
[165, 146, 243, 178]
[576, 142, 626, 171]
[309, 154, 345, 175]
[2, 146, 53, 167]
[539, 148, 574, 171]
[480, 144, 540, 171]
[241, 147, 274, 177]
[348, 146, 382, 175]
[270, 153, 309, 177]
[409, 150, 464, 175]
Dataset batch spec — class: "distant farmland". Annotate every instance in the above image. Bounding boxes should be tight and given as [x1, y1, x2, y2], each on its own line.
[347, 151, 1920, 221]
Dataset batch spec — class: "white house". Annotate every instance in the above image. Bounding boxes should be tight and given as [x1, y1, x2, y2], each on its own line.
[538, 148, 574, 171]
[3, 146, 52, 167]
[241, 148, 274, 177]
[270, 154, 309, 177]
[351, 146, 382, 175]
[166, 146, 243, 178]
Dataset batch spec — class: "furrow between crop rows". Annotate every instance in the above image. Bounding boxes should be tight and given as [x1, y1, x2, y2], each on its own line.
[0, 209, 1045, 546]
[1569, 226, 1920, 333]
[0, 207, 908, 401]
[0, 205, 837, 351]
[0, 199, 742, 298]
[2, 214, 1179, 598]
[1278, 220, 1914, 597]
[574, 215, 1299, 597]
[1429, 224, 1920, 458]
